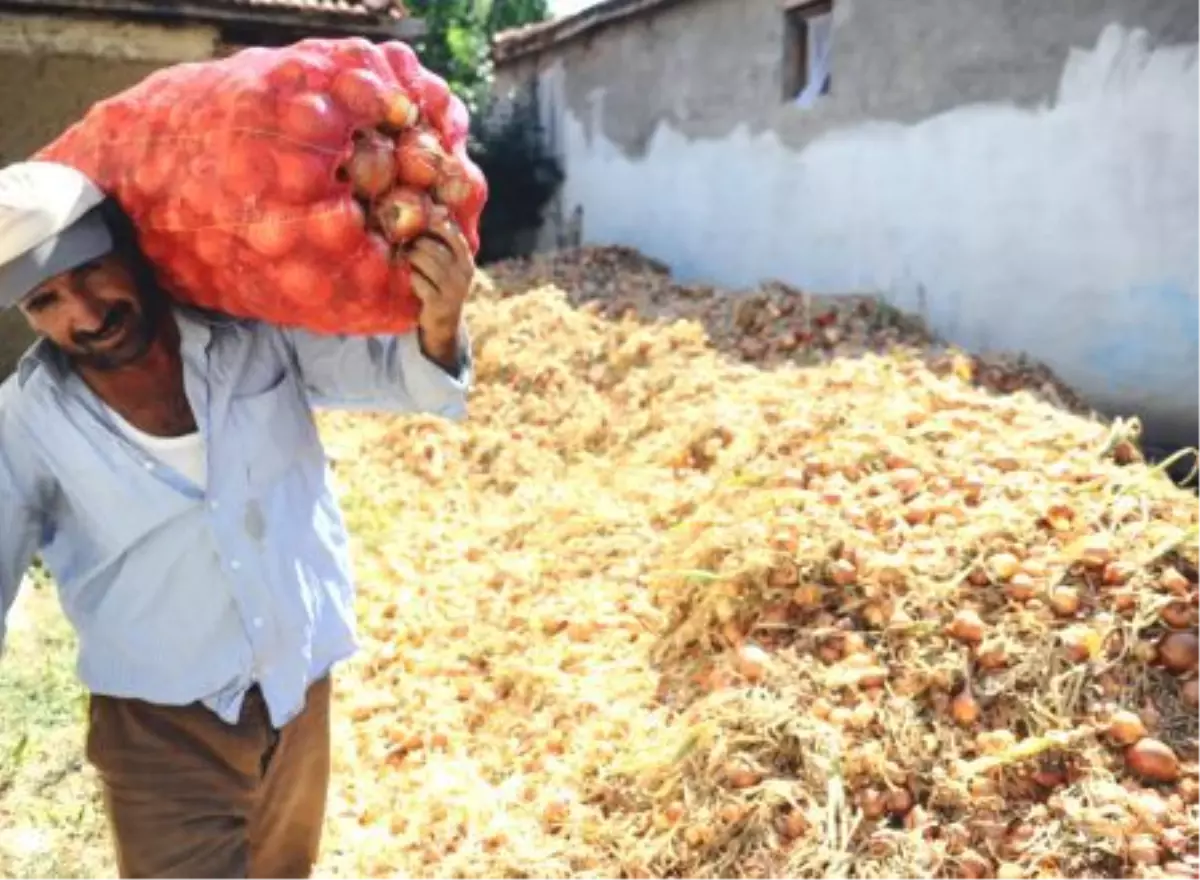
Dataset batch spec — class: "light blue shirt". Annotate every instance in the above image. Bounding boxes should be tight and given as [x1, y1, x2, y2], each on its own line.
[0, 305, 471, 728]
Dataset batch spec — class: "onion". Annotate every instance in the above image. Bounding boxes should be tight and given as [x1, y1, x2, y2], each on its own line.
[1097, 672, 1122, 697]
[1004, 573, 1036, 602]
[274, 148, 333, 204]
[858, 787, 886, 819]
[759, 602, 791, 626]
[1156, 631, 1198, 674]
[957, 851, 992, 879]
[947, 609, 985, 643]
[344, 130, 397, 199]
[1128, 789, 1170, 829]
[972, 817, 1007, 841]
[1079, 533, 1114, 567]
[977, 729, 1016, 754]
[942, 822, 969, 855]
[276, 255, 334, 304]
[988, 552, 1021, 581]
[886, 787, 913, 815]
[1181, 677, 1198, 708]
[1179, 777, 1199, 803]
[1112, 591, 1138, 615]
[1007, 822, 1036, 849]
[902, 804, 928, 831]
[1107, 710, 1147, 746]
[434, 153, 478, 210]
[951, 685, 981, 726]
[849, 701, 876, 729]
[394, 129, 444, 188]
[726, 763, 761, 789]
[1102, 561, 1133, 585]
[792, 583, 824, 609]
[301, 197, 366, 254]
[996, 863, 1024, 880]
[1159, 601, 1195, 629]
[1031, 767, 1065, 789]
[331, 67, 389, 123]
[861, 600, 891, 629]
[976, 640, 1008, 670]
[1138, 702, 1161, 731]
[373, 188, 430, 243]
[1061, 625, 1101, 662]
[767, 561, 800, 588]
[383, 89, 420, 131]
[279, 91, 347, 145]
[736, 643, 769, 682]
[1126, 834, 1161, 865]
[1021, 558, 1049, 579]
[719, 803, 745, 824]
[1133, 641, 1158, 664]
[829, 558, 857, 586]
[1125, 738, 1179, 783]
[1158, 567, 1191, 595]
[1048, 585, 1081, 617]
[245, 213, 301, 258]
[969, 776, 997, 798]
[841, 631, 867, 655]
[780, 809, 807, 839]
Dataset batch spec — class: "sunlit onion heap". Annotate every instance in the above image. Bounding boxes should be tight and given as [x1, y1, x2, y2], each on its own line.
[316, 246, 1198, 880]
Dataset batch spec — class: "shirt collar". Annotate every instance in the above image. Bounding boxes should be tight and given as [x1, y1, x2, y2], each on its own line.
[15, 303, 236, 389]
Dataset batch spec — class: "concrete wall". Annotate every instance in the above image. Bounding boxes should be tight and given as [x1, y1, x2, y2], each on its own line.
[499, 0, 1199, 451]
[0, 14, 218, 378]
[0, 52, 166, 376]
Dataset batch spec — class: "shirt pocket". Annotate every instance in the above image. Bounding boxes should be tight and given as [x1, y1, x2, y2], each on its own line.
[226, 374, 320, 491]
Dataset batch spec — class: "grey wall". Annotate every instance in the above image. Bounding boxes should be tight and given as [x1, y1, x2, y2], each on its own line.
[499, 0, 1199, 450]
[518, 0, 1196, 155]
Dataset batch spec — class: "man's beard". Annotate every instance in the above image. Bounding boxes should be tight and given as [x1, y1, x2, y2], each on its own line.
[64, 298, 160, 371]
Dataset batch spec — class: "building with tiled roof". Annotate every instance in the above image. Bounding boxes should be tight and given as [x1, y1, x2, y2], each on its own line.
[0, 0, 422, 40]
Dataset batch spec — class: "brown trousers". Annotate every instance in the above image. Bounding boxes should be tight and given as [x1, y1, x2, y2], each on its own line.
[85, 677, 332, 879]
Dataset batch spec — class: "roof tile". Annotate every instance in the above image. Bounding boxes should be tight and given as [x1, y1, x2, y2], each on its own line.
[192, 0, 409, 20]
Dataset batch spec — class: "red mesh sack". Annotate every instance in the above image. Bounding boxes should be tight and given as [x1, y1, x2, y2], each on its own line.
[34, 38, 488, 335]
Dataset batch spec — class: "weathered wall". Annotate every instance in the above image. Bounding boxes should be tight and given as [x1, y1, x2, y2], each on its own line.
[0, 53, 166, 376]
[0, 14, 217, 378]
[508, 0, 1199, 451]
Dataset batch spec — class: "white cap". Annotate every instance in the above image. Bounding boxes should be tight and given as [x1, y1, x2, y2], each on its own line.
[0, 160, 114, 309]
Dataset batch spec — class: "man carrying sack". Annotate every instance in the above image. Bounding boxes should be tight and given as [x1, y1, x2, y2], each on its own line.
[0, 160, 475, 878]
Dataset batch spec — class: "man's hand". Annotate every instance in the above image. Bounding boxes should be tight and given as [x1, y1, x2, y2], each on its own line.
[409, 208, 473, 373]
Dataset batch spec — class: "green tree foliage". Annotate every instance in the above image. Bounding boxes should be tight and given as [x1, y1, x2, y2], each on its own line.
[404, 0, 551, 111]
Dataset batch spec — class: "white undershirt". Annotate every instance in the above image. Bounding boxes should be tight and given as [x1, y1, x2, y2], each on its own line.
[104, 405, 208, 490]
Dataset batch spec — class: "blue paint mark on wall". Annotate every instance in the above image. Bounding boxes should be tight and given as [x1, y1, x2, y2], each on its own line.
[1083, 281, 1198, 399]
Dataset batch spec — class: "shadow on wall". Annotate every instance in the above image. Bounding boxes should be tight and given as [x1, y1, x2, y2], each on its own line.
[0, 310, 34, 381]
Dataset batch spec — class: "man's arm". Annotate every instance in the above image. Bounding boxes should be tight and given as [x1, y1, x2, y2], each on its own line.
[275, 321, 473, 417]
[0, 447, 48, 660]
[275, 211, 476, 417]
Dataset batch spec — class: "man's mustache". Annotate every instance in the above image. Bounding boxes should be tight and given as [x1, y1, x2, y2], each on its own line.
[72, 302, 133, 347]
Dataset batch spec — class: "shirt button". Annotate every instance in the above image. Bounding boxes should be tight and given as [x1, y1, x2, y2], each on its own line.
[143, 461, 154, 470]
[230, 560, 242, 571]
[252, 617, 264, 629]
[210, 500, 219, 511]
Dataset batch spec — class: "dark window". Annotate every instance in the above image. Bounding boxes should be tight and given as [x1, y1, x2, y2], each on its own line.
[783, 0, 833, 105]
